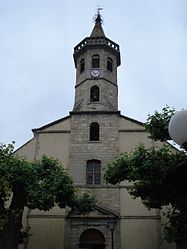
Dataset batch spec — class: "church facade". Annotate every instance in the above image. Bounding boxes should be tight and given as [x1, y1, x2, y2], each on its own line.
[16, 12, 174, 249]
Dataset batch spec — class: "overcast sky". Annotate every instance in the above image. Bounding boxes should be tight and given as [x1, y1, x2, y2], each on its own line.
[1, 0, 187, 149]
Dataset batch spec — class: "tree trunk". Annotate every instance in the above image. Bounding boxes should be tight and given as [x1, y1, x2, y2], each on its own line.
[0, 187, 25, 249]
[0, 209, 23, 249]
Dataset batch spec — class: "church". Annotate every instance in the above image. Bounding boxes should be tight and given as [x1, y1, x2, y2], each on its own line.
[16, 11, 173, 249]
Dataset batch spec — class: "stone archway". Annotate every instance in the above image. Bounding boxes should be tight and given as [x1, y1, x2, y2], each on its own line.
[79, 228, 105, 249]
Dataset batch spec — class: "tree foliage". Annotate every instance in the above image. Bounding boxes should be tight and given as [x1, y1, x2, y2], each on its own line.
[145, 105, 175, 141]
[0, 143, 96, 249]
[104, 106, 187, 245]
[105, 144, 187, 209]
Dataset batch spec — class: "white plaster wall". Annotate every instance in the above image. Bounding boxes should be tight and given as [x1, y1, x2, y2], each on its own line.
[35, 133, 70, 167]
[28, 217, 65, 249]
[120, 218, 158, 249]
[15, 138, 36, 160]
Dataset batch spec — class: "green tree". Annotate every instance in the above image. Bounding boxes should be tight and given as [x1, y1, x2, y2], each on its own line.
[104, 106, 187, 248]
[0, 143, 96, 249]
[145, 105, 175, 141]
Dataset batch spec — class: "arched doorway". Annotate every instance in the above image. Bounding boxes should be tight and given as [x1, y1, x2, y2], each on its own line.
[79, 228, 105, 249]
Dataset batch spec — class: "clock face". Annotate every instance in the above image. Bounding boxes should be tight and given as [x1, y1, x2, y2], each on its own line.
[91, 69, 100, 78]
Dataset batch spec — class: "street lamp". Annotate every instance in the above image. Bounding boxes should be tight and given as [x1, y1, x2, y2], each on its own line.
[169, 109, 187, 249]
[107, 219, 117, 249]
[169, 110, 187, 150]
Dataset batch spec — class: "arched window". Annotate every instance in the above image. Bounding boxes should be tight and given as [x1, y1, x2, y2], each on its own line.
[90, 86, 99, 102]
[86, 160, 101, 185]
[90, 122, 99, 141]
[92, 54, 100, 68]
[80, 58, 85, 73]
[107, 57, 113, 72]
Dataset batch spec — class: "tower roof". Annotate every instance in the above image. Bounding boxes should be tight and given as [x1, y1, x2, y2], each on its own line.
[90, 11, 105, 37]
[73, 11, 121, 67]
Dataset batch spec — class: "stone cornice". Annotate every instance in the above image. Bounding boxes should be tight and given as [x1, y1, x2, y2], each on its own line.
[75, 77, 118, 88]
[70, 111, 120, 115]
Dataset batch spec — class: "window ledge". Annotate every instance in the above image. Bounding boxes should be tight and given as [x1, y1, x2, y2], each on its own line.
[76, 184, 120, 188]
[88, 141, 101, 143]
[87, 102, 101, 105]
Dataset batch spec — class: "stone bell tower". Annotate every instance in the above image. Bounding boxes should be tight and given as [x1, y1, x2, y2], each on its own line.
[65, 11, 122, 249]
[73, 11, 120, 112]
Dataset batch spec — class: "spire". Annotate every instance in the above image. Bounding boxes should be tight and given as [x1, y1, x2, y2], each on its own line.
[90, 8, 105, 37]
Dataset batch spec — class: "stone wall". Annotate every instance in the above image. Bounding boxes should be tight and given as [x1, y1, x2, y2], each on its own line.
[73, 46, 118, 112]
[66, 112, 121, 249]
[69, 113, 119, 185]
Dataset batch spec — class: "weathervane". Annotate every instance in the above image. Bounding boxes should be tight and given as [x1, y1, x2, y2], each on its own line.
[97, 6, 103, 13]
[93, 6, 104, 24]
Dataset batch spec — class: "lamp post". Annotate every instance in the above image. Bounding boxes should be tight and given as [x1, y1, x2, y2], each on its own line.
[169, 110, 187, 249]
[107, 219, 117, 249]
[169, 110, 187, 150]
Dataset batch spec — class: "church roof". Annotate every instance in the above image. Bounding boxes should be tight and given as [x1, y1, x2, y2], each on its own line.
[32, 115, 70, 133]
[119, 114, 144, 126]
[31, 113, 145, 134]
[73, 11, 121, 67]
